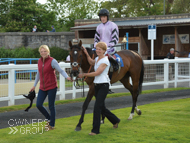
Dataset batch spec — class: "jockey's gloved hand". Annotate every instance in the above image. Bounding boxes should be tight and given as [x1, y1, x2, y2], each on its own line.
[107, 47, 116, 55]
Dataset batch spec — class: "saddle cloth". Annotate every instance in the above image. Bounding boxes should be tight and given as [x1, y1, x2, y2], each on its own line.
[112, 53, 124, 67]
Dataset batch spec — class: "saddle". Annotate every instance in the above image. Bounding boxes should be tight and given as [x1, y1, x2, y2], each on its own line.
[108, 53, 123, 72]
[108, 53, 124, 80]
[23, 90, 36, 112]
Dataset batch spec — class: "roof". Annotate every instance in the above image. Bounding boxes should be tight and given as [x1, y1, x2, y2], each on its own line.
[71, 15, 190, 31]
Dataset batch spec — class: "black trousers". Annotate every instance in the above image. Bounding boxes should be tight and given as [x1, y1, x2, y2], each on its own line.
[91, 83, 120, 134]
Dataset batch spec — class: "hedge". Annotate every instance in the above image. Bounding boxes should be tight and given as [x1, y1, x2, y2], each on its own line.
[0, 46, 69, 61]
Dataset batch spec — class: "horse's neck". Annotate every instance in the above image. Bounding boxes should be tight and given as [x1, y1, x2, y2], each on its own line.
[81, 50, 96, 73]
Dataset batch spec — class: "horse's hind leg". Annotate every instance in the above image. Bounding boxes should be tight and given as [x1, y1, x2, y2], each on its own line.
[120, 75, 141, 120]
[120, 76, 135, 120]
[128, 75, 142, 120]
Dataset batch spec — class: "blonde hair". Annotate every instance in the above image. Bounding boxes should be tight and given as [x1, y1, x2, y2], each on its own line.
[39, 45, 50, 55]
[96, 42, 107, 52]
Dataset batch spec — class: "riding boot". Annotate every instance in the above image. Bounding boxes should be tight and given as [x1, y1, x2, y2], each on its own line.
[107, 54, 119, 71]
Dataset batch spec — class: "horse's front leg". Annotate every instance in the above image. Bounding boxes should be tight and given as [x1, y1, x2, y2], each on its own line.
[75, 85, 94, 131]
[101, 114, 106, 124]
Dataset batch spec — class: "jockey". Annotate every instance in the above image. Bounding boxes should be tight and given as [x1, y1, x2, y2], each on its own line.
[94, 8, 119, 71]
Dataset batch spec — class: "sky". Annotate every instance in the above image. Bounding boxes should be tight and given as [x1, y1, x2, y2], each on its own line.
[37, 0, 47, 4]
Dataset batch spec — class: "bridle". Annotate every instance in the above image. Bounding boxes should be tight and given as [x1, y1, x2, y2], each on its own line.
[70, 45, 85, 89]
[70, 46, 95, 90]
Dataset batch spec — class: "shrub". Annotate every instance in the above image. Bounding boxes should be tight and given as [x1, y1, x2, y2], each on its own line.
[0, 46, 69, 61]
[32, 48, 41, 58]
[49, 46, 69, 61]
[12, 47, 35, 58]
[0, 47, 13, 58]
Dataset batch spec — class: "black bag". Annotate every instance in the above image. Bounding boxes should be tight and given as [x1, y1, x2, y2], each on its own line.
[23, 91, 36, 112]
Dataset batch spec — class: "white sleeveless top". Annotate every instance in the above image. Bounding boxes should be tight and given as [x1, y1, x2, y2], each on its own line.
[94, 56, 110, 84]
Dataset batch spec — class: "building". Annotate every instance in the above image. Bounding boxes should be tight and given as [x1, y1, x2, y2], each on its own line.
[71, 13, 190, 60]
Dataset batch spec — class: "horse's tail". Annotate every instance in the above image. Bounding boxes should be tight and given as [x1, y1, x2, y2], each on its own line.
[138, 60, 144, 94]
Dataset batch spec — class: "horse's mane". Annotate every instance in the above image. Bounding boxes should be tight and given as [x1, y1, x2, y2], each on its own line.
[85, 47, 97, 58]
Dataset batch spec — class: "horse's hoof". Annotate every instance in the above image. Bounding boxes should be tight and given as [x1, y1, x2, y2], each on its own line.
[75, 126, 81, 131]
[138, 110, 142, 115]
[128, 117, 132, 120]
[100, 120, 104, 124]
[128, 113, 134, 120]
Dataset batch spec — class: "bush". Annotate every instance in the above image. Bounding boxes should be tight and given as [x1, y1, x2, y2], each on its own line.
[32, 48, 41, 58]
[13, 47, 35, 58]
[0, 47, 13, 58]
[0, 46, 69, 60]
[49, 46, 69, 61]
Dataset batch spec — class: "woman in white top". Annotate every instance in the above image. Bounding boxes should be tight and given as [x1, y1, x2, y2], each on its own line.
[79, 42, 120, 135]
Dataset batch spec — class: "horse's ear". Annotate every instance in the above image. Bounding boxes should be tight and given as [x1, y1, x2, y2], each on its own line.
[78, 40, 82, 47]
[69, 41, 72, 48]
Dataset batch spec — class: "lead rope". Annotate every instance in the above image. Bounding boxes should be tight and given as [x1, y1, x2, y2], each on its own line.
[81, 53, 95, 97]
[83, 53, 95, 81]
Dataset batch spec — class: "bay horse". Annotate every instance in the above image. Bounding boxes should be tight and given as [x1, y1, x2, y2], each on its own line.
[69, 40, 144, 131]
[175, 50, 189, 57]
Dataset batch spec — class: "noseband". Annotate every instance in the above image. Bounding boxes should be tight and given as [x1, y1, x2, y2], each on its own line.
[72, 62, 79, 67]
[70, 46, 83, 77]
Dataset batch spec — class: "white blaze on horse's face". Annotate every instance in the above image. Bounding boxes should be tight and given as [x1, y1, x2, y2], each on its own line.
[72, 50, 79, 67]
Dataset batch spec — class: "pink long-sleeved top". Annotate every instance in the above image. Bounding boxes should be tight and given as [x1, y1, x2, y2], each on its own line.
[94, 21, 119, 48]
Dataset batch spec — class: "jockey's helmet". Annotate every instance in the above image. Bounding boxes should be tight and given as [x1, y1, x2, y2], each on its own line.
[98, 9, 109, 21]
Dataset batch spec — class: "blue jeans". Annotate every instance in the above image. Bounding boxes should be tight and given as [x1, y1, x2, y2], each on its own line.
[36, 87, 57, 127]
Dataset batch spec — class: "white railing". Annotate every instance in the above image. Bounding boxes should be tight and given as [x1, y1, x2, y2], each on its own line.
[0, 58, 190, 106]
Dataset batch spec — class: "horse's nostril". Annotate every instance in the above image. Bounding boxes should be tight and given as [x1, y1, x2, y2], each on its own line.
[73, 71, 79, 77]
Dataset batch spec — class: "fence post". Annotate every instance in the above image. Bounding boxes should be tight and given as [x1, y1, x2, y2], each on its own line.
[174, 62, 178, 88]
[59, 62, 66, 100]
[189, 62, 190, 87]
[164, 59, 169, 88]
[8, 66, 15, 106]
[30, 59, 32, 81]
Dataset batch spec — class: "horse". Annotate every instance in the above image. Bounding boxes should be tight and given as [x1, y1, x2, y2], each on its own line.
[175, 50, 189, 57]
[69, 40, 144, 131]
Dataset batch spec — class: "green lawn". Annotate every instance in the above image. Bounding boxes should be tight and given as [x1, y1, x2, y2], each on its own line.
[0, 98, 190, 143]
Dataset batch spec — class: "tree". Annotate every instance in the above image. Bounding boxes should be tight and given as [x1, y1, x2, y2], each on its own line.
[100, 0, 165, 18]
[100, 0, 130, 18]
[171, 0, 190, 14]
[1, 0, 57, 32]
[127, 0, 164, 16]
[46, 0, 99, 31]
[100, 0, 189, 18]
[0, 0, 12, 27]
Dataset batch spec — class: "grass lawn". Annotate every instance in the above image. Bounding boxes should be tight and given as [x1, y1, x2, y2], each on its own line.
[0, 98, 189, 143]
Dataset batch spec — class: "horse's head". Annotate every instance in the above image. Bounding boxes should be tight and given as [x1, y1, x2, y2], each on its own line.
[69, 40, 83, 78]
